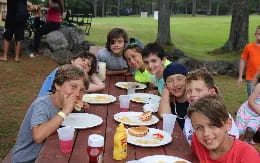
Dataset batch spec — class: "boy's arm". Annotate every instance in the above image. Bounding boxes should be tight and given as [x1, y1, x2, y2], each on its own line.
[86, 74, 105, 93]
[248, 84, 260, 115]
[32, 94, 75, 144]
[237, 59, 246, 86]
[158, 87, 172, 118]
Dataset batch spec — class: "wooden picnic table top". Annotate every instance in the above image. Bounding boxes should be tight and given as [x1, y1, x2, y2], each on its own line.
[36, 75, 198, 163]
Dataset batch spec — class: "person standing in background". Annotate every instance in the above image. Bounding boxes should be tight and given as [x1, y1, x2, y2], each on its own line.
[29, 0, 63, 58]
[0, 0, 29, 62]
[237, 25, 260, 97]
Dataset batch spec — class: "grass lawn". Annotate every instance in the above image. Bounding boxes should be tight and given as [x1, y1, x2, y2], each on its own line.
[0, 15, 258, 160]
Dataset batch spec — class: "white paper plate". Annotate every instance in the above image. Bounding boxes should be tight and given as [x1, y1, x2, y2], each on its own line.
[82, 94, 116, 104]
[130, 93, 161, 103]
[115, 82, 147, 90]
[62, 113, 103, 129]
[138, 155, 191, 163]
[127, 128, 172, 147]
[114, 112, 159, 126]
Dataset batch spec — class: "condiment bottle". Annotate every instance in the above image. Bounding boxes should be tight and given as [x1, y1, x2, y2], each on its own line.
[87, 134, 104, 163]
[113, 123, 127, 160]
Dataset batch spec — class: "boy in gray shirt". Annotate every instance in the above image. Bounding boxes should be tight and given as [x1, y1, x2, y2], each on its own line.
[12, 64, 89, 163]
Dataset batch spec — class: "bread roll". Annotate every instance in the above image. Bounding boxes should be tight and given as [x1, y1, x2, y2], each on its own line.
[74, 100, 83, 111]
[140, 111, 152, 121]
[128, 126, 148, 137]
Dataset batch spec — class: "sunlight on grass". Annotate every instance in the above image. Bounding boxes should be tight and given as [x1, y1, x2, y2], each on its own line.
[88, 15, 260, 61]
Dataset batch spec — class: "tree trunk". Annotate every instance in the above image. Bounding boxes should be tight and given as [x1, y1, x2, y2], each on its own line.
[222, 0, 249, 51]
[192, 0, 196, 16]
[93, 0, 98, 17]
[207, 0, 212, 15]
[101, 0, 105, 17]
[156, 0, 172, 45]
[216, 0, 219, 16]
[117, 0, 120, 16]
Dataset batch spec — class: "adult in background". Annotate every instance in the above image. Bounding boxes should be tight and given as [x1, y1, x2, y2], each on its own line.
[238, 25, 260, 97]
[29, 0, 63, 58]
[0, 0, 29, 62]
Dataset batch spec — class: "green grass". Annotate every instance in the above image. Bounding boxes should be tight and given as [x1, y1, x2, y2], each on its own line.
[87, 15, 260, 61]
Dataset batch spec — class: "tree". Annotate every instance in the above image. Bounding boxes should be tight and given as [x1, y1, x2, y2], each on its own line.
[156, 0, 172, 45]
[222, 0, 249, 51]
[207, 0, 212, 15]
[192, 0, 197, 16]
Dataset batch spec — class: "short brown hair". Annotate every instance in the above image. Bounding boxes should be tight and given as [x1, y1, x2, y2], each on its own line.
[187, 95, 229, 127]
[51, 64, 90, 93]
[105, 28, 128, 52]
[256, 25, 260, 31]
[186, 68, 215, 89]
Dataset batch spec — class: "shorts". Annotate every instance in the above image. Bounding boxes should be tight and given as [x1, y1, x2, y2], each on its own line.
[3, 22, 25, 41]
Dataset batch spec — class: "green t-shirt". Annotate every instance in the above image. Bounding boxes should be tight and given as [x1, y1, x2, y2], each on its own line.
[134, 59, 171, 83]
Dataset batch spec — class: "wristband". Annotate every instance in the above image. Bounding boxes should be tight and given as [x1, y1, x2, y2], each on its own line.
[57, 111, 66, 119]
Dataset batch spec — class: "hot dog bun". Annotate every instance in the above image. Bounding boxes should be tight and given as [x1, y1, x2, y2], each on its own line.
[140, 111, 152, 121]
[74, 100, 83, 111]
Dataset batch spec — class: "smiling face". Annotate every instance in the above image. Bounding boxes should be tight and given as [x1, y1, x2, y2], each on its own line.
[143, 53, 165, 75]
[124, 49, 144, 69]
[191, 112, 232, 153]
[55, 79, 86, 104]
[165, 74, 186, 98]
[186, 80, 215, 104]
[71, 57, 92, 73]
[110, 36, 125, 56]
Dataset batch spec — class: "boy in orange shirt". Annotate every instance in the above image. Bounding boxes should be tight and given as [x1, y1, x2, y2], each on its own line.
[188, 95, 260, 163]
[238, 25, 260, 97]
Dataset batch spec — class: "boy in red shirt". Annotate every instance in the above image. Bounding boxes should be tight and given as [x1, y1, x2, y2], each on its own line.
[188, 95, 260, 163]
[238, 25, 260, 97]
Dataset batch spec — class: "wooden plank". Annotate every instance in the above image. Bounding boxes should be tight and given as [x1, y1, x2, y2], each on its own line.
[36, 132, 74, 163]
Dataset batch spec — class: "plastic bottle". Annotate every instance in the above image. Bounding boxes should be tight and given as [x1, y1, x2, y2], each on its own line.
[113, 123, 127, 160]
[87, 134, 104, 163]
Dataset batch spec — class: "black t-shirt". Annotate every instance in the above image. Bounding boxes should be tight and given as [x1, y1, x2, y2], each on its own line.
[170, 101, 189, 130]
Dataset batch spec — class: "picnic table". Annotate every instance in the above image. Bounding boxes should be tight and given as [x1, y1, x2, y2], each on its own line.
[35, 75, 198, 163]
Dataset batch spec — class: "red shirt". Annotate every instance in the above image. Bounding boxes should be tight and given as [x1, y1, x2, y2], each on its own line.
[191, 134, 260, 163]
[241, 43, 260, 80]
[46, 8, 61, 23]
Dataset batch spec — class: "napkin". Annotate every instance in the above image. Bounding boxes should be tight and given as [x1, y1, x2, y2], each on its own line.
[143, 102, 159, 112]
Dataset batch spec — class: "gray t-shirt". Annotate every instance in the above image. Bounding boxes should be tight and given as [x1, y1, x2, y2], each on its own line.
[12, 95, 59, 163]
[97, 48, 128, 71]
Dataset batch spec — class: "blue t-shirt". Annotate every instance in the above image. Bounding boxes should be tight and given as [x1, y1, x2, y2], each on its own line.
[154, 75, 165, 95]
[38, 67, 59, 97]
[12, 95, 59, 163]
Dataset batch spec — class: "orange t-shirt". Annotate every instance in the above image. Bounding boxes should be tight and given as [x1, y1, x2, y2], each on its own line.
[191, 134, 260, 163]
[241, 43, 260, 80]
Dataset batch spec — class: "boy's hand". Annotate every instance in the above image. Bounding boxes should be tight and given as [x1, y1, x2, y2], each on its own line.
[82, 102, 90, 112]
[62, 94, 76, 115]
[237, 77, 243, 87]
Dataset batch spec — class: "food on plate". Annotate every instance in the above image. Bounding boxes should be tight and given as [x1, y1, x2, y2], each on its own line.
[85, 95, 112, 103]
[174, 161, 187, 163]
[74, 100, 84, 111]
[152, 133, 164, 141]
[140, 111, 152, 121]
[132, 97, 145, 102]
[128, 126, 148, 137]
[134, 139, 159, 144]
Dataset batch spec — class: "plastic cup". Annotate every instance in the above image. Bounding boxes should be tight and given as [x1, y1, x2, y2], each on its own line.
[98, 62, 106, 81]
[57, 126, 75, 153]
[127, 88, 135, 95]
[162, 114, 177, 135]
[119, 95, 130, 112]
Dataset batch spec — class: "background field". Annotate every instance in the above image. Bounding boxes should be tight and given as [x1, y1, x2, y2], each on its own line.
[1, 15, 258, 160]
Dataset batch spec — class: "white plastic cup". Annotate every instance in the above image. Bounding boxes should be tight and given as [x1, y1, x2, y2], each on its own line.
[119, 95, 130, 112]
[98, 62, 106, 81]
[162, 114, 177, 135]
[127, 88, 135, 95]
[57, 126, 75, 153]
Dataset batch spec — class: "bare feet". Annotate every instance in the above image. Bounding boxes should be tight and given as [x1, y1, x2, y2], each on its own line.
[15, 57, 20, 62]
[0, 56, 7, 61]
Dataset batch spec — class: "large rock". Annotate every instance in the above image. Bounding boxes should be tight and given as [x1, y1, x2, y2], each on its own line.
[168, 48, 239, 76]
[45, 30, 69, 51]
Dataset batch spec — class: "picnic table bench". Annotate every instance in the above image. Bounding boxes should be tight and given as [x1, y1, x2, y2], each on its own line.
[64, 11, 93, 35]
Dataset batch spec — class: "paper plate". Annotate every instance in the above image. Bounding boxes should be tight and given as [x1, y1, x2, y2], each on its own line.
[127, 128, 172, 147]
[130, 93, 161, 103]
[114, 112, 159, 126]
[138, 155, 191, 163]
[82, 94, 116, 104]
[115, 82, 147, 90]
[62, 113, 103, 129]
